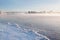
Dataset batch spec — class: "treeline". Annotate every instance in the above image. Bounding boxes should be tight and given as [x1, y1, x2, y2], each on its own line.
[27, 11, 60, 14]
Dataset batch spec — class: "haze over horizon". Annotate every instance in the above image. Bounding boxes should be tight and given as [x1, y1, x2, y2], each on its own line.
[0, 0, 60, 11]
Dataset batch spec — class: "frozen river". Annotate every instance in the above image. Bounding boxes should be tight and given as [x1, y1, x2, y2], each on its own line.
[0, 13, 60, 40]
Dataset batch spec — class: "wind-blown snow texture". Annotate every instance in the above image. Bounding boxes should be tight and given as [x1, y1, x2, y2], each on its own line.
[0, 22, 49, 40]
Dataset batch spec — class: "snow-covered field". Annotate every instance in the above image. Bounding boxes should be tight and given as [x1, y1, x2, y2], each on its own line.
[0, 20, 49, 40]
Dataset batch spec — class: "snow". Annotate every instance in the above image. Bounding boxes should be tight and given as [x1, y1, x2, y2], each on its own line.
[0, 22, 50, 40]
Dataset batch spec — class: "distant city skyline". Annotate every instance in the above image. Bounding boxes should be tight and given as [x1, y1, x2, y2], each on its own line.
[0, 0, 60, 11]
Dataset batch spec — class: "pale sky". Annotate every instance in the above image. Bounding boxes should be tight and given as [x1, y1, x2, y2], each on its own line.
[0, 0, 60, 11]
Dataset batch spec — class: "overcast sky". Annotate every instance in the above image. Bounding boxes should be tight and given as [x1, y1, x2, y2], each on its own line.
[0, 0, 60, 11]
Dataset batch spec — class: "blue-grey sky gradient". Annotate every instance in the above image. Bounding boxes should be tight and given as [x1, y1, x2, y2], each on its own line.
[0, 0, 60, 11]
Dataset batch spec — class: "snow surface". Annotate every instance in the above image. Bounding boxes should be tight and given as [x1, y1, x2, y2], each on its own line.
[0, 21, 50, 40]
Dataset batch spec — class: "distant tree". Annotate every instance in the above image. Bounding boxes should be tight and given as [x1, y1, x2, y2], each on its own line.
[0, 11, 1, 14]
[28, 11, 37, 14]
